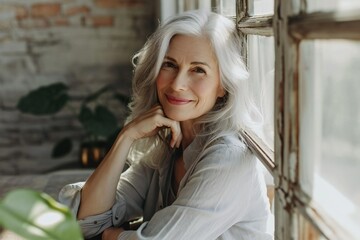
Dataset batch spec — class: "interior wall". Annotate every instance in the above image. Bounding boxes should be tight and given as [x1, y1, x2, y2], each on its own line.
[0, 0, 157, 174]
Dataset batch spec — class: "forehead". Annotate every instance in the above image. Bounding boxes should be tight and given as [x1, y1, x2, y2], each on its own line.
[167, 35, 218, 64]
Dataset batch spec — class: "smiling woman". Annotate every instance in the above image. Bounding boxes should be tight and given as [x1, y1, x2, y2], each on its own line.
[156, 35, 225, 124]
[59, 10, 273, 240]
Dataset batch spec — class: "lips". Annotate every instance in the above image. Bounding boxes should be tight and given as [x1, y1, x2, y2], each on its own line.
[165, 94, 192, 105]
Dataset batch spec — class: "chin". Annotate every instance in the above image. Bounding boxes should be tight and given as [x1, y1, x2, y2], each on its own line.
[166, 113, 188, 122]
[163, 109, 189, 122]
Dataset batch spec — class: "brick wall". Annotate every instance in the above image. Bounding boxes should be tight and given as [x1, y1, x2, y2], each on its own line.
[0, 0, 157, 174]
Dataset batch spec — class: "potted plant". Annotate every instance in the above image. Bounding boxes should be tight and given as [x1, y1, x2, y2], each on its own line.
[16, 82, 130, 167]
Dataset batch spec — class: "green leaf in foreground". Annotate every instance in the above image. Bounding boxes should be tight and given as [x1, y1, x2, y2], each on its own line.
[0, 189, 83, 240]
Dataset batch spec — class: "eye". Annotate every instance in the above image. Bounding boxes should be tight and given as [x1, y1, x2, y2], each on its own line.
[161, 61, 177, 69]
[192, 67, 206, 74]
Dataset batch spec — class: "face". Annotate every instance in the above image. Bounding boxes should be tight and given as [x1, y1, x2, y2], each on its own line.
[156, 35, 224, 123]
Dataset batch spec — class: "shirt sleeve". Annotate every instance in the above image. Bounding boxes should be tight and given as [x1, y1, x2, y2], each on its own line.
[58, 161, 155, 239]
[117, 143, 270, 240]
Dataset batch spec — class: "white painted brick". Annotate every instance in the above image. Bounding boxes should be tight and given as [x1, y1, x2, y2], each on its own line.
[31, 40, 69, 54]
[0, 0, 155, 174]
[0, 55, 38, 74]
[53, 27, 96, 39]
[0, 0, 71, 5]
[0, 40, 27, 54]
[0, 6, 16, 21]
[98, 25, 136, 38]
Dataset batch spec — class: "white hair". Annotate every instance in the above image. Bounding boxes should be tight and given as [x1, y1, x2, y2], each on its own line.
[126, 10, 263, 168]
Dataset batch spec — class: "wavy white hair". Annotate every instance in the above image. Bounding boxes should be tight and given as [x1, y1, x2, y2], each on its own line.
[126, 10, 263, 168]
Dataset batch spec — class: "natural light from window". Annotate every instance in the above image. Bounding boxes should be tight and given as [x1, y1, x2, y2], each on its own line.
[307, 0, 360, 13]
[248, 0, 274, 16]
[299, 40, 360, 239]
[247, 35, 275, 150]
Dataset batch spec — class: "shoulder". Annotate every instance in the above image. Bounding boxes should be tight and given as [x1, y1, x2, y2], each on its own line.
[201, 133, 252, 163]
[182, 133, 255, 172]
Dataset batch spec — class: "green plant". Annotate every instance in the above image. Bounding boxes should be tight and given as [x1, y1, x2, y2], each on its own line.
[17, 82, 130, 158]
[0, 189, 83, 240]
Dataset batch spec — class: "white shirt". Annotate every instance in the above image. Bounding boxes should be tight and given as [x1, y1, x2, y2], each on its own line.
[59, 134, 274, 239]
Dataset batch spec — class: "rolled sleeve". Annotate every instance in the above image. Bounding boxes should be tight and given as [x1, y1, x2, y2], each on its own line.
[58, 182, 84, 217]
[58, 182, 127, 238]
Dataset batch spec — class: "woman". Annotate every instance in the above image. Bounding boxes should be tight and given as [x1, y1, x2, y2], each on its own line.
[59, 10, 273, 240]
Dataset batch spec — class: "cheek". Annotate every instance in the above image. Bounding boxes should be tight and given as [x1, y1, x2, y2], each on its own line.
[156, 71, 169, 91]
[195, 81, 217, 98]
[194, 81, 209, 92]
[193, 80, 222, 106]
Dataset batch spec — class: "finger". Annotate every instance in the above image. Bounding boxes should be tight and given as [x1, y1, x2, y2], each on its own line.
[166, 120, 181, 148]
[152, 107, 182, 148]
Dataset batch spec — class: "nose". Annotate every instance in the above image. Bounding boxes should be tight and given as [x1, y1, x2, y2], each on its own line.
[171, 70, 188, 91]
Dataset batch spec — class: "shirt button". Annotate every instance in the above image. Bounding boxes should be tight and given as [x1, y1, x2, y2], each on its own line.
[93, 221, 98, 224]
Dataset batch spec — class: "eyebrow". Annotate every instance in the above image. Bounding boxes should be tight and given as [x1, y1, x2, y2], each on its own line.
[164, 56, 211, 69]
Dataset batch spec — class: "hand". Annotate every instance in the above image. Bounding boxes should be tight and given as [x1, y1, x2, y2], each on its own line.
[122, 105, 182, 148]
[102, 227, 124, 240]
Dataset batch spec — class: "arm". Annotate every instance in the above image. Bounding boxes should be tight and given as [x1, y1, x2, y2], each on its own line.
[77, 105, 182, 220]
[58, 159, 157, 239]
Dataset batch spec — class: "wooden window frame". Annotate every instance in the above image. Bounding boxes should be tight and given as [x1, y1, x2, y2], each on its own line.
[237, 0, 360, 239]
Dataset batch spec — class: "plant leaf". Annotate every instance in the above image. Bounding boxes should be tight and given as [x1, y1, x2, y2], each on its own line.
[0, 189, 83, 240]
[113, 92, 130, 106]
[79, 105, 118, 138]
[17, 83, 69, 116]
[52, 138, 72, 158]
[83, 84, 111, 104]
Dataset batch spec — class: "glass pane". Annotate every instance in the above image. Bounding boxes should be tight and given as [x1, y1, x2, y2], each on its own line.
[299, 40, 360, 239]
[248, 0, 274, 16]
[307, 0, 360, 13]
[183, 0, 199, 11]
[220, 0, 236, 16]
[248, 35, 275, 150]
[180, 0, 235, 16]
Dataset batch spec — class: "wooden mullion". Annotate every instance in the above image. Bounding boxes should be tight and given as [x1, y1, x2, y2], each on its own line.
[238, 15, 273, 28]
[237, 27, 273, 36]
[236, 0, 248, 21]
[290, 10, 360, 40]
[238, 15, 273, 36]
[241, 129, 275, 173]
[273, 0, 302, 239]
[236, 0, 248, 66]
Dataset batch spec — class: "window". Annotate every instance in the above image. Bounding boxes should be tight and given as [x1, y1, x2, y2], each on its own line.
[236, 0, 360, 239]
[299, 40, 360, 239]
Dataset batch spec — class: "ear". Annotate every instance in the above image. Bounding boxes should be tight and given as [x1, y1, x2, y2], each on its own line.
[217, 86, 226, 98]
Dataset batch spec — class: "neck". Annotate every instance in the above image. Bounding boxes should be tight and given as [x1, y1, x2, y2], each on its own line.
[180, 120, 196, 150]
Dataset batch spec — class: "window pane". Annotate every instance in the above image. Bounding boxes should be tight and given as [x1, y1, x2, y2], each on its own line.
[248, 35, 275, 150]
[248, 0, 274, 16]
[307, 0, 360, 13]
[178, 0, 235, 15]
[299, 40, 360, 239]
[220, 0, 236, 16]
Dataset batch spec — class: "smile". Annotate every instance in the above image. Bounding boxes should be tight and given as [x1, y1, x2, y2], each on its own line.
[165, 94, 192, 105]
